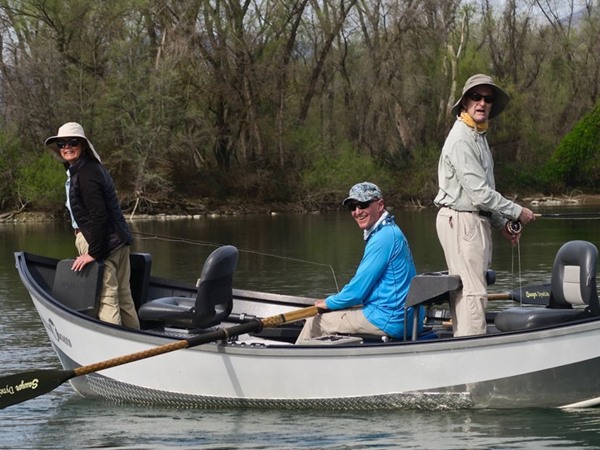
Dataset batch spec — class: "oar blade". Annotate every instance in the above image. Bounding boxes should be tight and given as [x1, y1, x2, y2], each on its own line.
[511, 284, 551, 305]
[0, 368, 75, 409]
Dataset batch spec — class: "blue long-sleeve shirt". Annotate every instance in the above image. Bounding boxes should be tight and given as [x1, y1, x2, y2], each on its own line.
[325, 214, 421, 338]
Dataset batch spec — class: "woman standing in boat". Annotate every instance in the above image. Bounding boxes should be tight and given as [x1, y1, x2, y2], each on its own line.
[296, 182, 422, 343]
[434, 74, 535, 337]
[45, 122, 140, 329]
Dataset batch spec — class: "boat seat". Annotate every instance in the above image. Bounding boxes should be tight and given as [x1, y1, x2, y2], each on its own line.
[495, 240, 599, 332]
[404, 269, 495, 340]
[52, 259, 104, 317]
[129, 252, 152, 311]
[138, 245, 239, 329]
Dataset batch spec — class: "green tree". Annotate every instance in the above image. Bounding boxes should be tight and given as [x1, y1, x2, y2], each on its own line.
[544, 102, 600, 192]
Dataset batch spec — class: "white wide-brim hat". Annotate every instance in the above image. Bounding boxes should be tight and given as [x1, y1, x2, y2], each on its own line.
[450, 74, 510, 120]
[45, 122, 102, 163]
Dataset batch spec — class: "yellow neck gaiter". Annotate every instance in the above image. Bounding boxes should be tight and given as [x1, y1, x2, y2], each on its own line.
[460, 111, 488, 133]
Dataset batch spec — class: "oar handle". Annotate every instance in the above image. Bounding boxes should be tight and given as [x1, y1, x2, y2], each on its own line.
[262, 305, 320, 327]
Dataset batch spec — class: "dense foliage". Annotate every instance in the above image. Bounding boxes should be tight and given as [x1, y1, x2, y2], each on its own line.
[544, 102, 600, 191]
[0, 0, 599, 214]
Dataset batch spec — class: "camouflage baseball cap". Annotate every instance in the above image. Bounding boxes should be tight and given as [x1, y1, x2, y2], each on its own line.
[342, 182, 383, 206]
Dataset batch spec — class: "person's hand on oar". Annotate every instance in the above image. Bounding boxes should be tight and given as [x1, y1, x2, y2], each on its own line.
[0, 305, 321, 409]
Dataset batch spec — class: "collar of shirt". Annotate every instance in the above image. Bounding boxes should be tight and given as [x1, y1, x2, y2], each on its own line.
[363, 210, 390, 241]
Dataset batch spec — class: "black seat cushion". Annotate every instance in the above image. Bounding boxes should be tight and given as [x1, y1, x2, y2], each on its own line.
[138, 245, 238, 329]
[52, 259, 103, 316]
[495, 307, 590, 332]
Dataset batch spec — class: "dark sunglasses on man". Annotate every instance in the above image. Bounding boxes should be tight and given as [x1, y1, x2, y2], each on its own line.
[347, 199, 378, 212]
[468, 92, 494, 104]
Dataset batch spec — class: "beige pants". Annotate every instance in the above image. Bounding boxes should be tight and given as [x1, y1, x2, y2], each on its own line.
[436, 208, 492, 336]
[76, 233, 140, 329]
[295, 308, 383, 344]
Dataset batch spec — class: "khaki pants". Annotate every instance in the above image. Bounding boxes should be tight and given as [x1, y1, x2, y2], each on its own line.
[295, 308, 384, 344]
[436, 208, 492, 336]
[76, 233, 140, 329]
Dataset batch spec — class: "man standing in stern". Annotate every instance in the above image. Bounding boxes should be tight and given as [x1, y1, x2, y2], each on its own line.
[434, 74, 536, 337]
[45, 122, 140, 329]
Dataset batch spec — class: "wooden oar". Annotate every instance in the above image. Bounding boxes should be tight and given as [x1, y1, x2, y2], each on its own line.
[487, 283, 551, 305]
[0, 305, 319, 409]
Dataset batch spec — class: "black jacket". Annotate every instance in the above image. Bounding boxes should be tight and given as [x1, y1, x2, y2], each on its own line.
[67, 154, 132, 260]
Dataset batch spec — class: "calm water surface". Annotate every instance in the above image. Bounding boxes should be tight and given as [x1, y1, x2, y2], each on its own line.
[2, 208, 600, 449]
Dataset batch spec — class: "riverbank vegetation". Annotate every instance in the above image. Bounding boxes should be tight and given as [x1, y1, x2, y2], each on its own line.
[0, 1, 599, 217]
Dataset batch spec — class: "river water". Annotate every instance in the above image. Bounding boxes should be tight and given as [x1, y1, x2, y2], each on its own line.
[2, 208, 600, 449]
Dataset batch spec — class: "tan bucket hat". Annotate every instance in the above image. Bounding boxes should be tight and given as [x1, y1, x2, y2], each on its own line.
[450, 74, 510, 119]
[45, 122, 102, 163]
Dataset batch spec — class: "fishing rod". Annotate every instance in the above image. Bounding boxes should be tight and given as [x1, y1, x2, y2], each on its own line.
[506, 211, 600, 235]
[132, 231, 341, 292]
[533, 212, 600, 219]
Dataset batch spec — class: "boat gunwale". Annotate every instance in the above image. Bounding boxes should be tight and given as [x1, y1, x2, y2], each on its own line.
[16, 251, 600, 359]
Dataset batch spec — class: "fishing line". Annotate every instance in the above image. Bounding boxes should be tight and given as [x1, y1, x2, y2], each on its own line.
[517, 242, 523, 307]
[132, 231, 341, 292]
[510, 245, 523, 306]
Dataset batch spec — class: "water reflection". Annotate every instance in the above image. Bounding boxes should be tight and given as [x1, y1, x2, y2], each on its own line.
[15, 400, 600, 449]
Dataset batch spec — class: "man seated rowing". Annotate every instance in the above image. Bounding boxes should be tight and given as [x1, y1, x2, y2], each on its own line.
[296, 182, 424, 343]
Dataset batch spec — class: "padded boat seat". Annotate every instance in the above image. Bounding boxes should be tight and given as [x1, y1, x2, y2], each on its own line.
[404, 269, 496, 340]
[130, 252, 152, 310]
[138, 245, 239, 329]
[494, 307, 591, 331]
[495, 240, 599, 332]
[53, 259, 103, 317]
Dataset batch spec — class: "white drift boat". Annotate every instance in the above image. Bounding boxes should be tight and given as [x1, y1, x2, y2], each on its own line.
[5, 239, 600, 410]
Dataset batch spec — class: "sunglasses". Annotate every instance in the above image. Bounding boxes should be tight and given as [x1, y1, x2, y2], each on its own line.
[347, 199, 377, 212]
[468, 92, 494, 104]
[56, 138, 81, 149]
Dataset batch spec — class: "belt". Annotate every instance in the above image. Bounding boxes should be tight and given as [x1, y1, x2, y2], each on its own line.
[441, 206, 492, 218]
[74, 228, 81, 235]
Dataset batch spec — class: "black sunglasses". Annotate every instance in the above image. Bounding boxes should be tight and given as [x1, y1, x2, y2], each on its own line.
[347, 199, 377, 212]
[56, 138, 81, 149]
[468, 92, 494, 104]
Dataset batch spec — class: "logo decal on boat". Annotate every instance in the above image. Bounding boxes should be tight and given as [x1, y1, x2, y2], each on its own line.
[42, 318, 73, 348]
[525, 290, 550, 299]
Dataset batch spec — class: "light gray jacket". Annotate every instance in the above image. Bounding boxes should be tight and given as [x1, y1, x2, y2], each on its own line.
[433, 119, 522, 230]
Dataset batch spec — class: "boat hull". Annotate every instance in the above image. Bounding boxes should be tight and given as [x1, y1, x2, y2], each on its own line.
[16, 252, 600, 410]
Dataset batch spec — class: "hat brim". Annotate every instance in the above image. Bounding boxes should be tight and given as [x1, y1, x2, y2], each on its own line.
[45, 135, 102, 163]
[450, 84, 510, 119]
